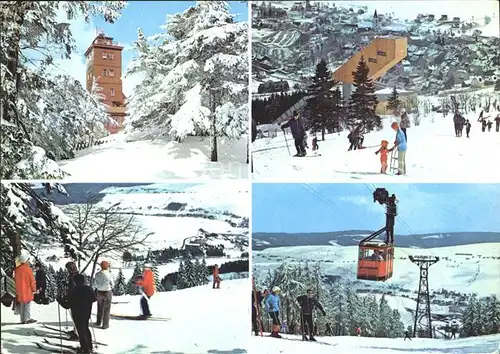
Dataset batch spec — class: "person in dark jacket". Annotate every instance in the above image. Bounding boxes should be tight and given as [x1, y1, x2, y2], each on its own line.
[465, 119, 471, 138]
[252, 289, 267, 336]
[495, 114, 500, 132]
[348, 124, 364, 151]
[296, 289, 326, 341]
[34, 262, 47, 304]
[65, 261, 79, 340]
[57, 273, 96, 354]
[404, 329, 412, 341]
[281, 111, 306, 156]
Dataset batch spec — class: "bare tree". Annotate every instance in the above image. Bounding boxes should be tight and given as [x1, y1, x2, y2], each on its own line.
[64, 197, 152, 281]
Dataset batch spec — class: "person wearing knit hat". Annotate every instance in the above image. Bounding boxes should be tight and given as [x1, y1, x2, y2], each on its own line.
[92, 260, 114, 329]
[14, 253, 37, 324]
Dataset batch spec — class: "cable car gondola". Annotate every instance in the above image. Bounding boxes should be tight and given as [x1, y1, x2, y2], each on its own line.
[357, 188, 397, 282]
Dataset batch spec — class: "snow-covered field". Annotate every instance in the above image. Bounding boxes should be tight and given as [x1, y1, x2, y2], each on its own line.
[1, 279, 249, 354]
[59, 133, 248, 181]
[37, 182, 249, 281]
[251, 332, 500, 354]
[253, 243, 500, 298]
[252, 110, 500, 182]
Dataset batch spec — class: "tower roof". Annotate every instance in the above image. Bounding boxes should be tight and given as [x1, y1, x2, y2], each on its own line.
[84, 32, 123, 57]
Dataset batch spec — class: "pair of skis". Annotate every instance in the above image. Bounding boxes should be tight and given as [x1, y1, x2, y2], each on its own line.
[34, 325, 107, 353]
[252, 276, 263, 337]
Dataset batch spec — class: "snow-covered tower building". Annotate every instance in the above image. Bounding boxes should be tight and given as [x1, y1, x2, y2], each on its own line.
[85, 30, 126, 134]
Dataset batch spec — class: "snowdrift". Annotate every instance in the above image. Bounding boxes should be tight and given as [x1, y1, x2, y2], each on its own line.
[0, 279, 249, 353]
[59, 133, 248, 181]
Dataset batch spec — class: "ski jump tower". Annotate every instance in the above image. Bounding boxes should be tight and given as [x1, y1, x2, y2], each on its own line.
[333, 36, 408, 102]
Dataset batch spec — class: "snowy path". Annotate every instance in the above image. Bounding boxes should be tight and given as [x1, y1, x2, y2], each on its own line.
[59, 134, 248, 181]
[252, 332, 500, 353]
[1, 279, 249, 353]
[252, 112, 500, 182]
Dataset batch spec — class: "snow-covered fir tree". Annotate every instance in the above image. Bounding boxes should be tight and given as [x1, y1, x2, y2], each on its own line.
[54, 268, 68, 298]
[0, 1, 126, 179]
[45, 264, 57, 301]
[126, 264, 143, 295]
[126, 1, 248, 162]
[195, 258, 210, 286]
[151, 264, 165, 292]
[386, 86, 402, 113]
[0, 182, 79, 272]
[306, 59, 342, 140]
[113, 268, 126, 296]
[255, 262, 404, 337]
[346, 56, 381, 132]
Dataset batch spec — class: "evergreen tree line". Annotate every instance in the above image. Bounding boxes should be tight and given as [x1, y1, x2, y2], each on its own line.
[123, 244, 229, 264]
[253, 57, 382, 137]
[461, 295, 500, 337]
[254, 262, 404, 338]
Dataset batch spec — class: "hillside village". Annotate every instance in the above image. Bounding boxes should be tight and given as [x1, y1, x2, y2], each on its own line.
[252, 1, 500, 95]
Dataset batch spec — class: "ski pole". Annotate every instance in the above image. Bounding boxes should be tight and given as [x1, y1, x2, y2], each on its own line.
[282, 130, 291, 156]
[57, 303, 62, 354]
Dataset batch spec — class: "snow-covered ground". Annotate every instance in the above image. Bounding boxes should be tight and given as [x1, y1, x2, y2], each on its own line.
[59, 133, 248, 181]
[252, 110, 500, 182]
[251, 332, 500, 354]
[1, 279, 249, 354]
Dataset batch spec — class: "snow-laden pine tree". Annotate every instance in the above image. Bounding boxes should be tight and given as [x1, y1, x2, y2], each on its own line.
[196, 258, 210, 285]
[376, 295, 392, 337]
[386, 86, 402, 113]
[486, 296, 500, 335]
[45, 264, 57, 301]
[113, 268, 126, 296]
[55, 268, 69, 298]
[0, 182, 80, 272]
[151, 264, 164, 292]
[0, 1, 126, 179]
[346, 56, 381, 132]
[126, 1, 248, 162]
[126, 264, 142, 295]
[461, 295, 479, 337]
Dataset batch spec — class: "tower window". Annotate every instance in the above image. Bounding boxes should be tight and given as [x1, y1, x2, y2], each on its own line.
[377, 51, 386, 56]
[102, 52, 108, 59]
[103, 69, 108, 76]
[110, 88, 115, 97]
[109, 53, 114, 60]
[368, 58, 377, 63]
[109, 69, 115, 77]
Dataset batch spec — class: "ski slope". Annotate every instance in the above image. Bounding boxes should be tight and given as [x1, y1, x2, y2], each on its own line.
[251, 332, 500, 354]
[59, 133, 248, 181]
[0, 279, 249, 354]
[252, 111, 500, 182]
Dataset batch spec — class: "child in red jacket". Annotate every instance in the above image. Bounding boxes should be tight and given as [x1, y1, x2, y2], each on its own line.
[375, 140, 393, 174]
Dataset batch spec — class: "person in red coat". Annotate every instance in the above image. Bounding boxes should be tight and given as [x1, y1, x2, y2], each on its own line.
[212, 264, 221, 289]
[136, 264, 155, 318]
[14, 254, 37, 324]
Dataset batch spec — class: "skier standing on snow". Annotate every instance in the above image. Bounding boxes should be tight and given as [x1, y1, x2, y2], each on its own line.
[92, 260, 114, 329]
[14, 254, 37, 324]
[34, 262, 47, 305]
[265, 286, 282, 338]
[281, 111, 307, 157]
[356, 326, 362, 337]
[459, 115, 466, 137]
[495, 114, 500, 132]
[453, 110, 462, 137]
[347, 125, 363, 151]
[465, 119, 472, 138]
[311, 135, 319, 152]
[296, 289, 326, 341]
[391, 122, 407, 175]
[481, 119, 487, 132]
[57, 273, 96, 354]
[135, 264, 155, 319]
[65, 261, 80, 340]
[252, 288, 268, 336]
[487, 120, 493, 132]
[212, 264, 221, 289]
[404, 330, 412, 341]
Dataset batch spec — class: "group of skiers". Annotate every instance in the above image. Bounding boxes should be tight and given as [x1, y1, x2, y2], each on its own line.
[477, 110, 500, 133]
[8, 253, 156, 354]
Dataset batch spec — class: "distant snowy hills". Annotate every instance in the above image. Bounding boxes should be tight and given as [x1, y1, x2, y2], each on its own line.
[253, 230, 500, 250]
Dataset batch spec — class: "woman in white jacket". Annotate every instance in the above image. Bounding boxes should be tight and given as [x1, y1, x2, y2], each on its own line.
[92, 261, 114, 329]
